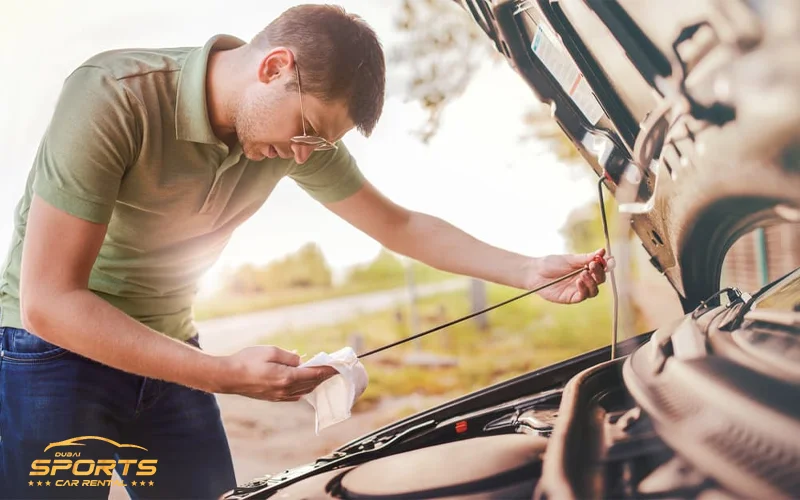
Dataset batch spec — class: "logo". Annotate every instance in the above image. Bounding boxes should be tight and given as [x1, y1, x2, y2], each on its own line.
[28, 436, 158, 489]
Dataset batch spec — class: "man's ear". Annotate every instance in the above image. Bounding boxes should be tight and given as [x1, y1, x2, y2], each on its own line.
[257, 47, 294, 85]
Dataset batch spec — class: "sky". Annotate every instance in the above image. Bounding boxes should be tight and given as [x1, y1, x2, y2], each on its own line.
[0, 0, 598, 295]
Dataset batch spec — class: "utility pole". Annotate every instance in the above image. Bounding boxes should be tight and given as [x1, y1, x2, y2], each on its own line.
[399, 255, 457, 367]
[403, 257, 422, 352]
[470, 278, 489, 331]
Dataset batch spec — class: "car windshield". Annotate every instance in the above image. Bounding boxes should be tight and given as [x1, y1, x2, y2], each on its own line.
[751, 267, 800, 313]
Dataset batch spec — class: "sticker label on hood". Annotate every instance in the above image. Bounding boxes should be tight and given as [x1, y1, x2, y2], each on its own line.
[531, 25, 605, 126]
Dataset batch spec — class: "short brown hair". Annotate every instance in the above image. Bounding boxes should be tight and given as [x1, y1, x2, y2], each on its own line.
[251, 4, 386, 137]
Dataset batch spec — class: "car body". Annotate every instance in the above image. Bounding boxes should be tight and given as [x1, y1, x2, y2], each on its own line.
[222, 0, 800, 498]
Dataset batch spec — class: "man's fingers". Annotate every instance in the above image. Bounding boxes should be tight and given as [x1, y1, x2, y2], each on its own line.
[581, 271, 598, 297]
[273, 376, 325, 400]
[262, 345, 301, 366]
[272, 367, 339, 399]
[294, 366, 338, 384]
[589, 262, 606, 285]
[567, 248, 607, 268]
[314, 366, 338, 380]
[276, 395, 303, 402]
[576, 278, 590, 302]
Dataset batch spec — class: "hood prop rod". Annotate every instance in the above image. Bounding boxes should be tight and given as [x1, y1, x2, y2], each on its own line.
[597, 176, 620, 360]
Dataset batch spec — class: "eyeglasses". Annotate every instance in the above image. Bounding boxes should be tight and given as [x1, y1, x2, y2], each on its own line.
[291, 63, 338, 152]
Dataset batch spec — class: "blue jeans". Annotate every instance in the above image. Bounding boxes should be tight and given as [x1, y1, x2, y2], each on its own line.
[0, 326, 236, 499]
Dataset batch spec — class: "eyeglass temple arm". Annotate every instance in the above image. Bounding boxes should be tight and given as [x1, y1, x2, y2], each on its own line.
[294, 64, 307, 136]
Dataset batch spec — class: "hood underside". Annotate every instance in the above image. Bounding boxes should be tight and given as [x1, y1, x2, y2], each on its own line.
[456, 0, 800, 310]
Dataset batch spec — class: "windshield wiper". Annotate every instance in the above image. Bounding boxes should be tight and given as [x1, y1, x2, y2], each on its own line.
[691, 287, 747, 320]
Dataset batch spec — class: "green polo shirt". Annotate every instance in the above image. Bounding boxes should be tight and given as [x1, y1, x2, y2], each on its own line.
[0, 35, 366, 341]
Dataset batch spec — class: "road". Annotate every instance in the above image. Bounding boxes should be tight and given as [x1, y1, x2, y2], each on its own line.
[196, 279, 470, 354]
[109, 280, 468, 499]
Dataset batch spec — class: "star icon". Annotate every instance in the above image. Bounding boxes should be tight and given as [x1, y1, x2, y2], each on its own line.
[37, 481, 42, 486]
[131, 481, 138, 486]
[149, 481, 154, 486]
[45, 481, 51, 486]
[28, 481, 33, 486]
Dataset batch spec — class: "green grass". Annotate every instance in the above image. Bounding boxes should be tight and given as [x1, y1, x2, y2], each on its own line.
[261, 283, 639, 412]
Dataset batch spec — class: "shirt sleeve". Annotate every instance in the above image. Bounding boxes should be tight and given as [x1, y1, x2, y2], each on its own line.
[32, 65, 140, 224]
[287, 141, 366, 203]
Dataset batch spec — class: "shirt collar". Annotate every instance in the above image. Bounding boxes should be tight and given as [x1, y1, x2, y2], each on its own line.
[175, 34, 246, 144]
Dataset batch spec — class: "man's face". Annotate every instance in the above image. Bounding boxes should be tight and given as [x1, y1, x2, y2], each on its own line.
[233, 53, 353, 164]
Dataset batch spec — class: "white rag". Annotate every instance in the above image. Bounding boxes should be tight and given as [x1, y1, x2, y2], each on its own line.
[299, 347, 369, 434]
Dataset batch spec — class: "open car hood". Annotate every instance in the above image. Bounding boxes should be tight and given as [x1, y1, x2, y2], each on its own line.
[455, 0, 800, 310]
[219, 6, 800, 495]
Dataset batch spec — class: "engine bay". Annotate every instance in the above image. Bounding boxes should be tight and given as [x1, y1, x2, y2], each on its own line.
[224, 273, 800, 500]
[219, 1, 800, 495]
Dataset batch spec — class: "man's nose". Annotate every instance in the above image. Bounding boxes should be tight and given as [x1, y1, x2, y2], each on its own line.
[291, 144, 313, 165]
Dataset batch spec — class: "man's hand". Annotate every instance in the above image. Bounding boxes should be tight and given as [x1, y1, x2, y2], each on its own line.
[216, 345, 338, 402]
[325, 187, 614, 302]
[529, 248, 614, 304]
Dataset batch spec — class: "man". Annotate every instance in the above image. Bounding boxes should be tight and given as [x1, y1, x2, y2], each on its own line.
[0, 4, 609, 498]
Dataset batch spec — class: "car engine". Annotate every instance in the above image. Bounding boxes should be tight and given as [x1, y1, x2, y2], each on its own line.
[223, 0, 800, 496]
[224, 274, 798, 499]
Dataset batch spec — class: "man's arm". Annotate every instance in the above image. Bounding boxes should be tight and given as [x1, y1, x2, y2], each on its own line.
[20, 196, 225, 390]
[21, 197, 336, 399]
[325, 181, 608, 303]
[18, 66, 334, 401]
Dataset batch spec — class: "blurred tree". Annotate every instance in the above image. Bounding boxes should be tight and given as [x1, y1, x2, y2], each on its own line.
[222, 242, 332, 294]
[560, 194, 617, 254]
[346, 248, 405, 287]
[392, 0, 582, 165]
[391, 0, 500, 143]
[520, 107, 582, 163]
[224, 263, 267, 294]
[345, 247, 457, 288]
[273, 242, 332, 288]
